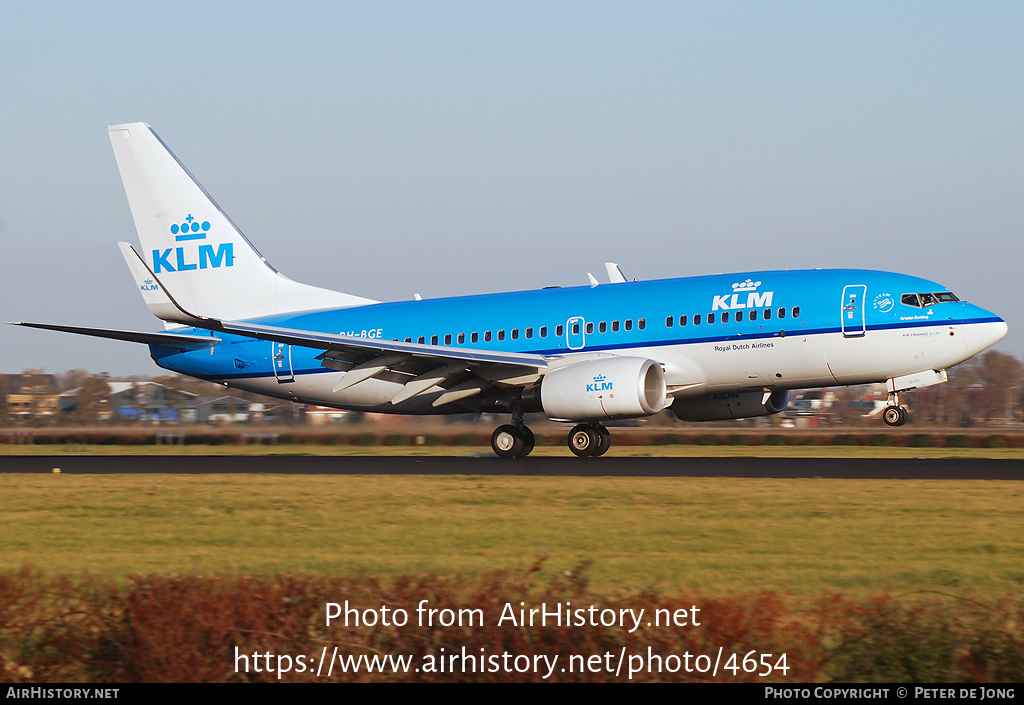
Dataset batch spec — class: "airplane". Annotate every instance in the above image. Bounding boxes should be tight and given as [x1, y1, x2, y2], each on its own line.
[13, 123, 1009, 457]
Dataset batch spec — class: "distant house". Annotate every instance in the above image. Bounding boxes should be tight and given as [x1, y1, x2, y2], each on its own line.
[187, 396, 251, 423]
[61, 381, 197, 422]
[2, 373, 61, 418]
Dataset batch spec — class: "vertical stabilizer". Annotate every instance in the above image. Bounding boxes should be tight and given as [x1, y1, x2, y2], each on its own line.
[108, 123, 377, 322]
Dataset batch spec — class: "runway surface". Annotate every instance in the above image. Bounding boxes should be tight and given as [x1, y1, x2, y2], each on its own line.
[3, 455, 1023, 479]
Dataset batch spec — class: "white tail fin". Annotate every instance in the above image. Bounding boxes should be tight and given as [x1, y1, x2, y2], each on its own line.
[108, 123, 377, 322]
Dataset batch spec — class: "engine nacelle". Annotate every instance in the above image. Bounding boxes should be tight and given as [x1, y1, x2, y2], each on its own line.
[671, 389, 790, 421]
[539, 357, 666, 421]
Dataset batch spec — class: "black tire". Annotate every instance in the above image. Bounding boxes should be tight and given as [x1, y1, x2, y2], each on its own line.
[519, 426, 535, 457]
[897, 406, 909, 426]
[883, 406, 902, 427]
[592, 425, 611, 457]
[491, 425, 524, 458]
[568, 424, 598, 457]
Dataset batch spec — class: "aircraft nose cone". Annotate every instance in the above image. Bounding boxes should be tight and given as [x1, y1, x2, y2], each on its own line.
[963, 317, 1008, 355]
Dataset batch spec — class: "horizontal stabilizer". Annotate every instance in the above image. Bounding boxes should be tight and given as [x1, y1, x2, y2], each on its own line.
[9, 322, 220, 351]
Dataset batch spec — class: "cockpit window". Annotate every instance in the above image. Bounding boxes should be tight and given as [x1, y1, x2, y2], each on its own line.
[901, 291, 959, 308]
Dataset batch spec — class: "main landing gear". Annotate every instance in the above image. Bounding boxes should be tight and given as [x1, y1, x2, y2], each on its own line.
[491, 406, 535, 458]
[568, 423, 611, 458]
[882, 392, 909, 427]
[491, 424, 535, 458]
[489, 411, 612, 458]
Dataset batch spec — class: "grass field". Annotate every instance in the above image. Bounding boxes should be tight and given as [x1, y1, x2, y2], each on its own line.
[2, 468, 1021, 597]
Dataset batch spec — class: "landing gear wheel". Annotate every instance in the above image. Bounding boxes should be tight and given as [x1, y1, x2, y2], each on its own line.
[593, 425, 611, 457]
[883, 406, 902, 427]
[568, 424, 599, 457]
[491, 425, 524, 458]
[519, 426, 535, 457]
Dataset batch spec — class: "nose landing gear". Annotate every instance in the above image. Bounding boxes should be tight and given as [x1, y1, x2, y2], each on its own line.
[882, 392, 909, 427]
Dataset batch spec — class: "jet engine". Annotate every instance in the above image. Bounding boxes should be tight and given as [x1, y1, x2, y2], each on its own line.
[671, 389, 790, 421]
[537, 357, 666, 420]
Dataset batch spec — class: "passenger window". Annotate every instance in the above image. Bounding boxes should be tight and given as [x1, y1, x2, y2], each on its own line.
[764, 309, 771, 320]
[431, 335, 438, 345]
[778, 308, 786, 319]
[612, 321, 619, 332]
[525, 327, 533, 339]
[638, 318, 646, 330]
[540, 326, 547, 337]
[694, 314, 701, 325]
[572, 323, 579, 335]
[471, 332, 478, 343]
[665, 316, 673, 328]
[722, 312, 729, 323]
[511, 329, 519, 340]
[485, 331, 492, 342]
[418, 336, 425, 344]
[679, 315, 687, 327]
[498, 330, 505, 341]
[749, 310, 756, 322]
[444, 334, 452, 345]
[556, 325, 564, 336]
[457, 333, 465, 344]
[599, 321, 607, 333]
[707, 312, 715, 324]
[405, 337, 412, 343]
[792, 307, 800, 318]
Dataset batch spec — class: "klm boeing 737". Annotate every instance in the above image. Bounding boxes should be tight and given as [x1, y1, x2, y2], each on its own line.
[13, 123, 1009, 457]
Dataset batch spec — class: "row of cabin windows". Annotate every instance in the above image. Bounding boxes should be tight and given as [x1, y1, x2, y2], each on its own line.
[665, 307, 801, 328]
[396, 318, 650, 346]
[574, 318, 647, 335]
[404, 327, 548, 345]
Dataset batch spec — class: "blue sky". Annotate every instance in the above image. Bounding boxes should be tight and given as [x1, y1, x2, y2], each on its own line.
[2, 1, 1022, 376]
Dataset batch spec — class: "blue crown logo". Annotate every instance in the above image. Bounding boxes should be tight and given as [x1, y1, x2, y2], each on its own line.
[170, 214, 211, 241]
[593, 375, 606, 382]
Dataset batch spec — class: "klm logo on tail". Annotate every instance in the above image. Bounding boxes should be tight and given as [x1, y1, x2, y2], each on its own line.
[153, 214, 233, 273]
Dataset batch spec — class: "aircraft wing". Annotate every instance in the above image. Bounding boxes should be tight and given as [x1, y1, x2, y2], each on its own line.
[9, 322, 220, 351]
[222, 320, 550, 369]
[117, 241, 550, 370]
